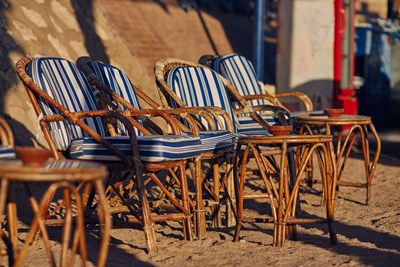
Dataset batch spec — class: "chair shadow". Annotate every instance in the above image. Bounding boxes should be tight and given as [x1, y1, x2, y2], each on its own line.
[297, 210, 400, 266]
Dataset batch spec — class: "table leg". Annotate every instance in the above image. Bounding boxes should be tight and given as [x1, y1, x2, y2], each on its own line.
[364, 123, 381, 204]
[0, 179, 14, 266]
[7, 183, 18, 257]
[93, 180, 111, 267]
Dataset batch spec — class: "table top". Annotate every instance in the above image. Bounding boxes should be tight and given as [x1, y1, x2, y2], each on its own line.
[237, 134, 332, 145]
[0, 159, 108, 182]
[295, 113, 372, 125]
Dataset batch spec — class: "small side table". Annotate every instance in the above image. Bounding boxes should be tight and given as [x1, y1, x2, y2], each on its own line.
[296, 114, 381, 204]
[0, 160, 110, 267]
[234, 134, 337, 247]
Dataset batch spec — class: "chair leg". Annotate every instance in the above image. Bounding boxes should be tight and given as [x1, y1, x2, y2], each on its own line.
[210, 160, 222, 228]
[225, 152, 236, 228]
[194, 159, 206, 238]
[233, 146, 250, 242]
[134, 168, 157, 254]
[177, 165, 194, 241]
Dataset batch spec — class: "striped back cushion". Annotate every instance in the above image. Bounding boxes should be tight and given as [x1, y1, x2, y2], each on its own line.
[89, 61, 141, 110]
[166, 66, 238, 132]
[210, 53, 265, 108]
[27, 57, 107, 150]
[88, 60, 142, 136]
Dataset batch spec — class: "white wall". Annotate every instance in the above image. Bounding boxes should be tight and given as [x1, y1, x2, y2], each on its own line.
[277, 0, 335, 110]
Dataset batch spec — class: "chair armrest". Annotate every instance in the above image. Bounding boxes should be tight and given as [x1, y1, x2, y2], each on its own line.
[40, 110, 142, 166]
[242, 94, 288, 110]
[272, 91, 314, 112]
[234, 104, 292, 127]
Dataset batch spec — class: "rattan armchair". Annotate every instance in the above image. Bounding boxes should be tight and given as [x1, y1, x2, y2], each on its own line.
[154, 57, 338, 247]
[207, 53, 381, 205]
[199, 53, 314, 113]
[76, 56, 237, 237]
[16, 57, 205, 253]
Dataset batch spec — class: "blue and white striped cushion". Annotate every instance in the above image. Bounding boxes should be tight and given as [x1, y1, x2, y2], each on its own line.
[89, 61, 142, 136]
[92, 62, 236, 154]
[210, 53, 282, 129]
[89, 61, 141, 111]
[166, 66, 238, 132]
[210, 53, 265, 108]
[198, 130, 236, 153]
[28, 58, 202, 163]
[0, 146, 15, 159]
[69, 135, 202, 162]
[27, 57, 107, 151]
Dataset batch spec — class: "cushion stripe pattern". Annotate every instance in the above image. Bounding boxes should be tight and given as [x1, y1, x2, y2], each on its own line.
[69, 135, 202, 162]
[210, 53, 281, 130]
[27, 57, 107, 150]
[210, 53, 264, 108]
[91, 61, 236, 154]
[89, 61, 142, 136]
[0, 146, 15, 159]
[166, 66, 238, 132]
[198, 131, 236, 153]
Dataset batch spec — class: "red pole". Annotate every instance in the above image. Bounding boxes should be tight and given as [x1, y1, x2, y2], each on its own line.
[334, 0, 358, 115]
[333, 0, 342, 104]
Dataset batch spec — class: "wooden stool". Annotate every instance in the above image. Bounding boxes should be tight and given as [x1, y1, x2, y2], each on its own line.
[0, 160, 110, 267]
[296, 114, 381, 204]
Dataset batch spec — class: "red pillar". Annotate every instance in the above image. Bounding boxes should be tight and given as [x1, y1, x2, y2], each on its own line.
[334, 0, 358, 115]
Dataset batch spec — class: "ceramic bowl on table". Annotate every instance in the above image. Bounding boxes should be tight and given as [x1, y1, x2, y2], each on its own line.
[324, 108, 344, 118]
[14, 146, 52, 167]
[268, 125, 293, 136]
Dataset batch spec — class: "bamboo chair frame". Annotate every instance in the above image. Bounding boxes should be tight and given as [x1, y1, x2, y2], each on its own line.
[198, 54, 314, 112]
[154, 57, 339, 246]
[76, 57, 237, 236]
[16, 57, 199, 253]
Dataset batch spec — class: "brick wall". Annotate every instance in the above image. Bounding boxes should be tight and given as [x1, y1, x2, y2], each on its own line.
[96, 0, 236, 77]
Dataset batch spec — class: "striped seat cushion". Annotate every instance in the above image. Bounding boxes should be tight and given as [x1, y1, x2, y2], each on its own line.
[198, 130, 236, 153]
[166, 66, 238, 132]
[69, 135, 202, 162]
[210, 53, 265, 108]
[27, 57, 107, 151]
[210, 53, 288, 129]
[91, 61, 236, 154]
[28, 57, 202, 163]
[0, 146, 15, 159]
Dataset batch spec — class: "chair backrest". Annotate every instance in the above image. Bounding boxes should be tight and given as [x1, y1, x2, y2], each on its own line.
[85, 60, 153, 136]
[166, 65, 238, 132]
[210, 53, 265, 108]
[27, 57, 107, 150]
[89, 60, 142, 110]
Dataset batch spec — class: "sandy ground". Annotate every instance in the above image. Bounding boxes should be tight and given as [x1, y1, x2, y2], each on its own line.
[2, 146, 400, 267]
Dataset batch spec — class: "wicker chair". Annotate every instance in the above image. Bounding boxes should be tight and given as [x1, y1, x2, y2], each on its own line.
[154, 57, 338, 247]
[207, 53, 381, 205]
[76, 56, 237, 237]
[200, 53, 314, 114]
[16, 57, 204, 253]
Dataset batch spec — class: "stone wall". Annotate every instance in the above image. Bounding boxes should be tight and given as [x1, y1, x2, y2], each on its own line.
[0, 0, 169, 147]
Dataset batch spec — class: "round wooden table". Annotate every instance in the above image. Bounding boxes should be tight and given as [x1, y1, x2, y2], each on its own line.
[234, 134, 337, 247]
[296, 113, 381, 204]
[0, 159, 110, 267]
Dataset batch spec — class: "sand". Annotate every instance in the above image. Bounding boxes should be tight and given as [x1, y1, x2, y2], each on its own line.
[2, 152, 400, 267]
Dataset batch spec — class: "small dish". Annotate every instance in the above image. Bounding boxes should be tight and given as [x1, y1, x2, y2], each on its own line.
[324, 108, 344, 118]
[269, 125, 292, 136]
[14, 146, 52, 167]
